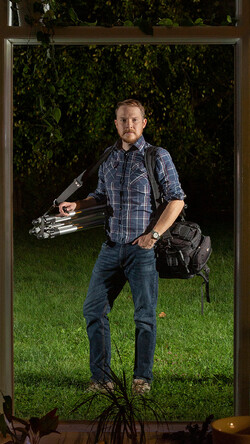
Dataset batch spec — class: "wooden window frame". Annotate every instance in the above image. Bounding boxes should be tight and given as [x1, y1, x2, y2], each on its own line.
[0, 0, 249, 417]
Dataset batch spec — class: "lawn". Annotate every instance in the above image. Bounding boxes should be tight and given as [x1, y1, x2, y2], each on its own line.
[13, 220, 234, 422]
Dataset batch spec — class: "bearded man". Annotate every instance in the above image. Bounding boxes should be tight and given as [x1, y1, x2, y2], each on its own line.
[59, 99, 185, 394]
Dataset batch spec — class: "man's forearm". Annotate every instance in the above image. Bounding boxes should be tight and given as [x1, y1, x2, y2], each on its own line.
[75, 196, 97, 210]
[153, 200, 184, 236]
[132, 199, 184, 249]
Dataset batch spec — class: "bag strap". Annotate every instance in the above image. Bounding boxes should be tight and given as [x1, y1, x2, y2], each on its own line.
[54, 145, 114, 205]
[144, 145, 186, 224]
[144, 145, 173, 238]
[144, 145, 161, 211]
[197, 265, 210, 314]
[198, 265, 210, 303]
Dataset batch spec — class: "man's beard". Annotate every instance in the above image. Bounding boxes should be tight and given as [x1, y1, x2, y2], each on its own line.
[121, 131, 138, 144]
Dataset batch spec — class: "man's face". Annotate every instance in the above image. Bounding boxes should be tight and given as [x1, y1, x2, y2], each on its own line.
[115, 105, 147, 145]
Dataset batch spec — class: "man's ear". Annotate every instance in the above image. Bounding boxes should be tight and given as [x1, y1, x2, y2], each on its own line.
[143, 118, 147, 129]
[114, 119, 118, 129]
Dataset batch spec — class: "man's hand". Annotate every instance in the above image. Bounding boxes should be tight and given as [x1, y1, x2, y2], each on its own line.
[132, 232, 157, 249]
[58, 197, 97, 216]
[132, 200, 184, 249]
[58, 201, 77, 216]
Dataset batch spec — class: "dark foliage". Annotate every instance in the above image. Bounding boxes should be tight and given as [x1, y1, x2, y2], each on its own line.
[13, 43, 234, 221]
[71, 367, 166, 444]
[0, 393, 59, 444]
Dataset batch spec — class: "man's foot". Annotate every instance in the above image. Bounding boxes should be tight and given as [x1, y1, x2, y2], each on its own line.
[86, 380, 115, 393]
[132, 379, 151, 395]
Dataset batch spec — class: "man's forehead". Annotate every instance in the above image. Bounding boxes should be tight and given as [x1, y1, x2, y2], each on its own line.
[116, 105, 142, 117]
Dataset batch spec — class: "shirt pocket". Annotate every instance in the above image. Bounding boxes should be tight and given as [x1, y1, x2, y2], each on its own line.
[103, 160, 119, 182]
[129, 163, 149, 188]
[128, 164, 151, 201]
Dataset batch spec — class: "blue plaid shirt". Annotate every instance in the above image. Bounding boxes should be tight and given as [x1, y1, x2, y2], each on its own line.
[89, 135, 185, 243]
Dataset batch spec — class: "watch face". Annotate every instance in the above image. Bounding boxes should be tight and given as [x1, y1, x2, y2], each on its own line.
[152, 231, 159, 239]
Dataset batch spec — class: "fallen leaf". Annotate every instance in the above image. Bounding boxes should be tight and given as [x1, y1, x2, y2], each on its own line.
[159, 311, 167, 318]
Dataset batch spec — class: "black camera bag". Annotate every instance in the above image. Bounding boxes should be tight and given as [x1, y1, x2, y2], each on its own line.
[155, 220, 211, 279]
[144, 146, 212, 311]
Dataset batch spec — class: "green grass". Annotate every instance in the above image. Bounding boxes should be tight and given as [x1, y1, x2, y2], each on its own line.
[13, 221, 234, 422]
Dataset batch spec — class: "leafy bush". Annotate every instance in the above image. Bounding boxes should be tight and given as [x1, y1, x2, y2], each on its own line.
[13, 43, 234, 219]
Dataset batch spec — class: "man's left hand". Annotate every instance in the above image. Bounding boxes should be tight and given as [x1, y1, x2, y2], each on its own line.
[132, 233, 157, 249]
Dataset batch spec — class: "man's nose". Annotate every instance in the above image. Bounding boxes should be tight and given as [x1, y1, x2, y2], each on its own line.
[127, 119, 133, 128]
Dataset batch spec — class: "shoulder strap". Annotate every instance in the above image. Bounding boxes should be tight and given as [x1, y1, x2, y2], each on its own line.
[144, 145, 172, 238]
[144, 145, 186, 238]
[54, 145, 114, 205]
[144, 145, 161, 211]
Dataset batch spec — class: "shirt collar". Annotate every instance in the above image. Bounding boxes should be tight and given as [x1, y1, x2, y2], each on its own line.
[133, 135, 146, 152]
[114, 135, 146, 153]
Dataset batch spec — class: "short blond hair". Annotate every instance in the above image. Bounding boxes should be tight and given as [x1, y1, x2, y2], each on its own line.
[115, 99, 145, 118]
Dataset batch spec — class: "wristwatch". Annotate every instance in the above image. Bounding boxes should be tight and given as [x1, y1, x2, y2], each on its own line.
[151, 230, 160, 240]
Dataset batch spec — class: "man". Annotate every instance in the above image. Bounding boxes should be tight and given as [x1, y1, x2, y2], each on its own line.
[59, 99, 185, 394]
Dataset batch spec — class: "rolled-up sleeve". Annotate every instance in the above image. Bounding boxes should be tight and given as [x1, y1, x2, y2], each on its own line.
[155, 147, 185, 202]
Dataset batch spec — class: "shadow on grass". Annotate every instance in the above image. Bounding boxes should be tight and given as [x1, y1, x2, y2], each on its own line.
[153, 374, 233, 385]
[15, 369, 233, 391]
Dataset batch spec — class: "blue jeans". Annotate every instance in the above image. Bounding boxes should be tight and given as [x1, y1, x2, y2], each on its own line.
[83, 241, 158, 383]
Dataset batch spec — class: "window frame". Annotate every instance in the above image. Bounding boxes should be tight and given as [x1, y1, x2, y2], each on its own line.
[0, 0, 249, 417]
